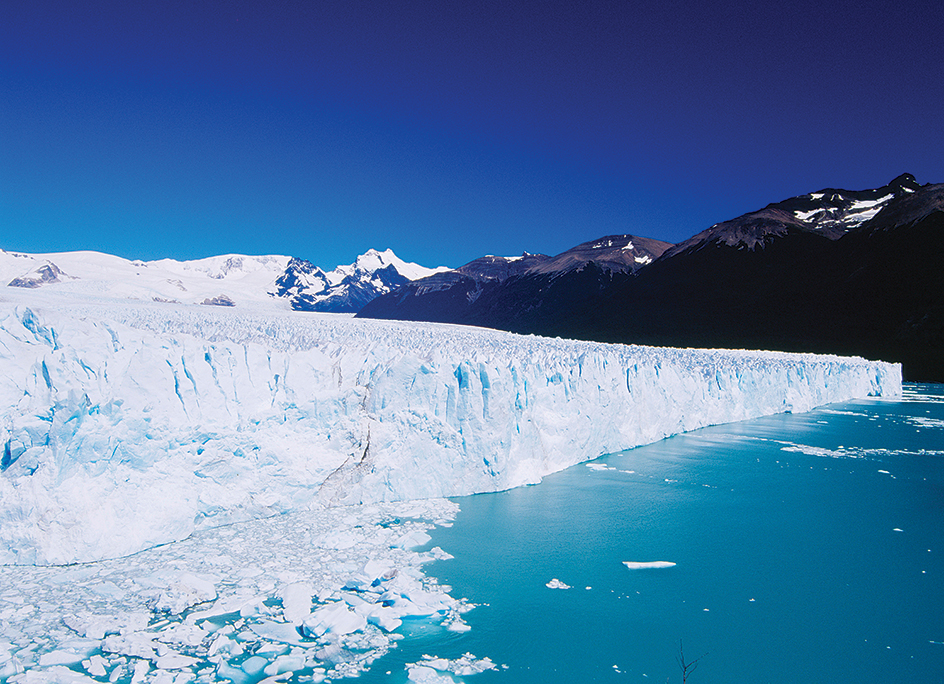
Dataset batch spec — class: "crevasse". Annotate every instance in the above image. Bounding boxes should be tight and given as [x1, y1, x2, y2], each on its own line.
[0, 294, 900, 565]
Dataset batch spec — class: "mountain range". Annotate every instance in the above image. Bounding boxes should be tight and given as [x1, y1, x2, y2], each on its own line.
[4, 173, 940, 380]
[0, 248, 446, 314]
[358, 174, 943, 381]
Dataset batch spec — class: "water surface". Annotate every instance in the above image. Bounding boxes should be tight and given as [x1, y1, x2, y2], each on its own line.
[407, 383, 944, 683]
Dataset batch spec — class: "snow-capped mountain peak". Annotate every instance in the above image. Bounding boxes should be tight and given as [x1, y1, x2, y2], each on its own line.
[284, 248, 450, 313]
[354, 248, 446, 281]
[2, 248, 447, 314]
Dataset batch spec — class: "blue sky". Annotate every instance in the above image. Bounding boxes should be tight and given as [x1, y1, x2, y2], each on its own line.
[2, 0, 942, 269]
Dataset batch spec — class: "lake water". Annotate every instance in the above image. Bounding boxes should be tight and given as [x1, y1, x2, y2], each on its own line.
[2, 385, 941, 683]
[368, 383, 944, 683]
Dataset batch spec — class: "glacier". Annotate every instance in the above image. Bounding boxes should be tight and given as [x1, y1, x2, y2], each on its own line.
[0, 288, 900, 565]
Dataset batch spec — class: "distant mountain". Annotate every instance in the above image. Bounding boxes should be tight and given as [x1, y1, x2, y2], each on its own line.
[359, 176, 943, 381]
[358, 234, 672, 323]
[1, 248, 447, 313]
[660, 172, 923, 259]
[272, 248, 448, 313]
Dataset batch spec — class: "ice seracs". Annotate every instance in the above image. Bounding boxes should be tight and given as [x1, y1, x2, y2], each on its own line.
[0, 285, 900, 565]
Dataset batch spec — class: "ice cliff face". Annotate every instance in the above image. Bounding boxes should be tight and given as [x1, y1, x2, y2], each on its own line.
[0, 290, 901, 565]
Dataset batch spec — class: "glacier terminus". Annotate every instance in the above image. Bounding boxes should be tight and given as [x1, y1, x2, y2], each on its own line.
[0, 285, 900, 566]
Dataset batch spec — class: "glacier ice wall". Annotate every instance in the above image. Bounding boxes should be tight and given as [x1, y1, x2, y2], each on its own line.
[0, 292, 901, 564]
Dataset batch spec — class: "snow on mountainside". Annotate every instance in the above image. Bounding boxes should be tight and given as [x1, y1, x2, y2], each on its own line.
[1, 248, 447, 313]
[526, 234, 673, 274]
[283, 249, 450, 313]
[0, 250, 291, 307]
[0, 287, 900, 565]
[662, 173, 925, 258]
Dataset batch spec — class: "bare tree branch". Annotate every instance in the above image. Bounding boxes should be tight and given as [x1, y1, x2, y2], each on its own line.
[676, 640, 707, 683]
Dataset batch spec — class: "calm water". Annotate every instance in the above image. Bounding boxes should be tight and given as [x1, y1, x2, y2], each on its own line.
[370, 384, 944, 683]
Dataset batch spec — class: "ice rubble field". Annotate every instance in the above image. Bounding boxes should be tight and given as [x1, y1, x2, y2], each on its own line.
[0, 496, 497, 683]
[1, 289, 900, 566]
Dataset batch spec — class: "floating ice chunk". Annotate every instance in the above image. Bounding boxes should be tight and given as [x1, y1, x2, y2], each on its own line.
[263, 654, 307, 676]
[360, 604, 403, 632]
[150, 573, 217, 614]
[585, 463, 613, 471]
[39, 649, 87, 666]
[278, 582, 314, 624]
[302, 602, 368, 637]
[82, 655, 108, 677]
[17, 665, 100, 683]
[101, 632, 158, 660]
[546, 578, 571, 589]
[130, 658, 150, 684]
[259, 674, 295, 684]
[393, 530, 432, 549]
[623, 561, 676, 569]
[63, 612, 149, 640]
[343, 560, 397, 592]
[409, 653, 498, 677]
[242, 656, 268, 675]
[407, 666, 455, 683]
[155, 623, 209, 649]
[155, 653, 199, 670]
[248, 620, 308, 646]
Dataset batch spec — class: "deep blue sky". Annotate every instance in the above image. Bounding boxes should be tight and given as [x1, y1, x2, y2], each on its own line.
[2, 0, 942, 269]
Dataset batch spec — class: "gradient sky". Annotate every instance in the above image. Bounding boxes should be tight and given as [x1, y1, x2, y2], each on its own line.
[2, 0, 942, 269]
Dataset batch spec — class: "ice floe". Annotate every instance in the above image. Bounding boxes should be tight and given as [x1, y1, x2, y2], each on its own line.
[622, 561, 676, 569]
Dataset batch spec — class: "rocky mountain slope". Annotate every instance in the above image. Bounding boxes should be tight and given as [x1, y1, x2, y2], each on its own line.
[359, 175, 943, 381]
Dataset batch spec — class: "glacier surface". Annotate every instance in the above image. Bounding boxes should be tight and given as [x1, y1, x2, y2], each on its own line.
[0, 288, 900, 565]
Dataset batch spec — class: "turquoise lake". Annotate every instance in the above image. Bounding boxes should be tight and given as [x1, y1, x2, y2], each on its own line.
[369, 383, 944, 683]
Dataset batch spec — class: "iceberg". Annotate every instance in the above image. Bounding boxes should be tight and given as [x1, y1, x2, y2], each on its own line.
[0, 288, 900, 565]
[623, 561, 677, 569]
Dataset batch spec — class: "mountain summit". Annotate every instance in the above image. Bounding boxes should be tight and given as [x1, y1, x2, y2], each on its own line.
[358, 175, 943, 381]
[2, 248, 447, 314]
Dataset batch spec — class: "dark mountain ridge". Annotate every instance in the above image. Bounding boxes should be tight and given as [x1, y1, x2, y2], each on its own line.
[359, 175, 943, 381]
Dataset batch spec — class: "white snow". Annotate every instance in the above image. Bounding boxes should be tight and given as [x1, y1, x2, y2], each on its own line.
[0, 286, 900, 565]
[324, 248, 449, 287]
[0, 248, 448, 312]
[794, 208, 825, 221]
[0, 250, 292, 309]
[843, 193, 895, 225]
[849, 194, 894, 211]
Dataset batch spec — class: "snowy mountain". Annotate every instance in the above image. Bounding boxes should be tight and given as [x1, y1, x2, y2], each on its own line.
[278, 248, 449, 313]
[526, 234, 672, 274]
[0, 286, 899, 565]
[1, 248, 447, 313]
[358, 233, 672, 323]
[660, 172, 923, 259]
[360, 175, 944, 381]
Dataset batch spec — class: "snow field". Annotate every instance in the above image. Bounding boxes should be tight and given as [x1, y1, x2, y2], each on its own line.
[0, 289, 901, 565]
